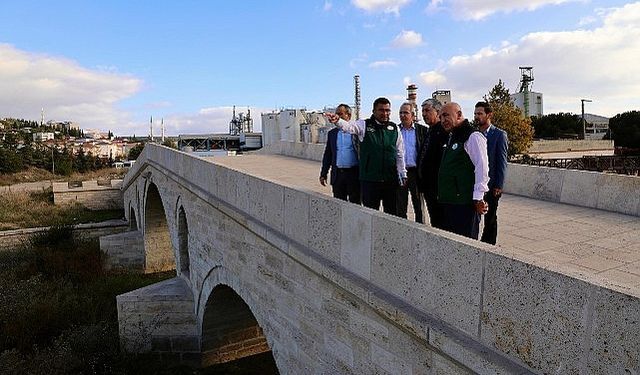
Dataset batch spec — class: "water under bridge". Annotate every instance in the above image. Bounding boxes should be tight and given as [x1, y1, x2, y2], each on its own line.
[101, 142, 640, 374]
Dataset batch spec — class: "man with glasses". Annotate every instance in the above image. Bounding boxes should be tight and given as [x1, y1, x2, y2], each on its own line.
[397, 102, 427, 222]
[325, 97, 406, 215]
[417, 98, 448, 229]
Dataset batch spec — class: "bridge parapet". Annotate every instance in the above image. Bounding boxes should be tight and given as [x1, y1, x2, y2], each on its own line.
[115, 143, 639, 374]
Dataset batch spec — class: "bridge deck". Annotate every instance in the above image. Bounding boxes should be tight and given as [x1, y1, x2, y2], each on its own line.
[207, 154, 640, 297]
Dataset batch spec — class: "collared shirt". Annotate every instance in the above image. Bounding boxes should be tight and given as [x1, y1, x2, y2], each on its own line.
[400, 124, 417, 168]
[336, 130, 358, 168]
[335, 118, 407, 178]
[481, 124, 493, 136]
[462, 132, 490, 200]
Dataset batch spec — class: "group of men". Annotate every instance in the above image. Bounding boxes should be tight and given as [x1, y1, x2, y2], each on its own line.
[321, 97, 508, 244]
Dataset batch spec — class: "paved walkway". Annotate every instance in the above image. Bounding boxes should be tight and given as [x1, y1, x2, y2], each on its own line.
[208, 154, 640, 297]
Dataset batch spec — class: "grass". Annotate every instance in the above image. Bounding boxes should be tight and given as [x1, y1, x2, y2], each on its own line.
[0, 188, 124, 231]
[0, 166, 128, 186]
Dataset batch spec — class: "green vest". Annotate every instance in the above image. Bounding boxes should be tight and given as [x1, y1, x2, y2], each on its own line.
[359, 118, 398, 182]
[438, 124, 476, 204]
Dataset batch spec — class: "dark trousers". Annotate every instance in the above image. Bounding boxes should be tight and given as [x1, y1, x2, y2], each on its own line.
[481, 191, 501, 245]
[332, 167, 361, 204]
[361, 180, 399, 216]
[442, 203, 480, 240]
[425, 193, 445, 229]
[397, 168, 424, 223]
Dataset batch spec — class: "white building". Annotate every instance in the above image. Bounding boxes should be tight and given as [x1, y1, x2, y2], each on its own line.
[583, 113, 610, 140]
[33, 132, 55, 142]
[432, 90, 451, 106]
[261, 109, 331, 146]
[511, 91, 544, 117]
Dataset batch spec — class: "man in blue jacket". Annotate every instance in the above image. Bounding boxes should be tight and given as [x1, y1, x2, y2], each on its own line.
[474, 101, 508, 245]
[320, 104, 361, 204]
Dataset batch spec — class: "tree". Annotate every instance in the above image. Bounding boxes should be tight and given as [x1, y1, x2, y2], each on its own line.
[609, 111, 640, 149]
[485, 80, 534, 156]
[530, 113, 582, 139]
[161, 139, 177, 149]
[128, 143, 145, 160]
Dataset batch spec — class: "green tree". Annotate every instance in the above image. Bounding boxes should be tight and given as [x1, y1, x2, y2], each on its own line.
[127, 143, 145, 160]
[161, 139, 176, 149]
[609, 111, 640, 149]
[531, 113, 582, 139]
[485, 80, 534, 156]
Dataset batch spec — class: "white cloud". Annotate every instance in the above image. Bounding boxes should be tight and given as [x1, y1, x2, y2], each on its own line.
[0, 43, 142, 134]
[428, 0, 580, 20]
[323, 1, 333, 12]
[417, 2, 640, 117]
[352, 0, 411, 15]
[369, 59, 397, 68]
[391, 30, 423, 48]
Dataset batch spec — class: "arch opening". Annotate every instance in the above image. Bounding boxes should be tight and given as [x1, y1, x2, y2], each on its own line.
[201, 285, 276, 368]
[177, 206, 190, 278]
[129, 206, 138, 230]
[144, 183, 176, 273]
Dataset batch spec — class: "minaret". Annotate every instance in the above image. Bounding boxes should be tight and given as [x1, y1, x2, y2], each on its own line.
[161, 118, 165, 143]
[150, 116, 154, 142]
[354, 75, 361, 120]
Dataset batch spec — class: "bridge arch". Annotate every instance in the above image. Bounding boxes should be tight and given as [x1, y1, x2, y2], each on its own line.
[143, 182, 176, 273]
[176, 202, 191, 279]
[128, 203, 138, 230]
[197, 267, 279, 370]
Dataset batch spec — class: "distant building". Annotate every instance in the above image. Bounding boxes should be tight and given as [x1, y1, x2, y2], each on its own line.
[432, 90, 451, 106]
[261, 108, 330, 146]
[33, 132, 55, 142]
[584, 113, 610, 140]
[511, 91, 544, 117]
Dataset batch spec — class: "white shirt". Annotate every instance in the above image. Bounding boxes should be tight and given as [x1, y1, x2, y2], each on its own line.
[335, 118, 407, 179]
[463, 132, 490, 200]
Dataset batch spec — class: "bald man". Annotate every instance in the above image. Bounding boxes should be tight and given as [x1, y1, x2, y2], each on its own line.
[437, 102, 489, 239]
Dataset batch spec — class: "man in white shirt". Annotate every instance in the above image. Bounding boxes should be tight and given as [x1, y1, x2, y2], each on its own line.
[437, 102, 489, 239]
[397, 102, 427, 223]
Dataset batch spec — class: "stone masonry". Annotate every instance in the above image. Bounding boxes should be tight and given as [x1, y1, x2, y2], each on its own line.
[112, 143, 640, 374]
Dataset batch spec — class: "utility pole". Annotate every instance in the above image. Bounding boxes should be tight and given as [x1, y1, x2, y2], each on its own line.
[581, 99, 592, 140]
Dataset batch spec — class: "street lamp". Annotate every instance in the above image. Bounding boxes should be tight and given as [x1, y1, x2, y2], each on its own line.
[581, 99, 592, 140]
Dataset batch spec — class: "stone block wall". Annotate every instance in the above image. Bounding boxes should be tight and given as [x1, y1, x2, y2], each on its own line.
[119, 143, 640, 374]
[53, 180, 124, 210]
[100, 230, 145, 270]
[505, 163, 640, 216]
[117, 277, 200, 366]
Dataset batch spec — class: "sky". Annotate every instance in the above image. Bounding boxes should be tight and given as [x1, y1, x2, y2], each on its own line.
[1, 0, 639, 136]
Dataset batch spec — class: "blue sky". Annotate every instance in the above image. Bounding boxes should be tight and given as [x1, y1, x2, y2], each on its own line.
[1, 0, 639, 136]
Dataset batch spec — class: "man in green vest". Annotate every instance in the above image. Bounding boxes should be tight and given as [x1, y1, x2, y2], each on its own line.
[325, 97, 407, 215]
[438, 102, 489, 239]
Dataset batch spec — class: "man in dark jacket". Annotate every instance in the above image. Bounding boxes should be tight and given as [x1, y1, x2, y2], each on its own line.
[325, 97, 406, 215]
[474, 101, 508, 245]
[438, 102, 489, 239]
[320, 104, 360, 204]
[417, 98, 448, 229]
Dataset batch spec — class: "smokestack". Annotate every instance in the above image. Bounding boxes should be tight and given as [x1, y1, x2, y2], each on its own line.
[407, 84, 418, 122]
[354, 75, 361, 120]
[150, 116, 154, 142]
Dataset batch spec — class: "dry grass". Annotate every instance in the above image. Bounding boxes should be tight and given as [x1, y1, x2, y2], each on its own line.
[0, 189, 123, 231]
[0, 167, 128, 186]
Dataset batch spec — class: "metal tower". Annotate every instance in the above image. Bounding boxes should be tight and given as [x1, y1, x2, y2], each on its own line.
[518, 67, 534, 117]
[406, 84, 418, 121]
[229, 106, 254, 135]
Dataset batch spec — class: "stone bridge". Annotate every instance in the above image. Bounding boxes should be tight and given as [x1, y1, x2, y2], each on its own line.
[103, 142, 640, 374]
